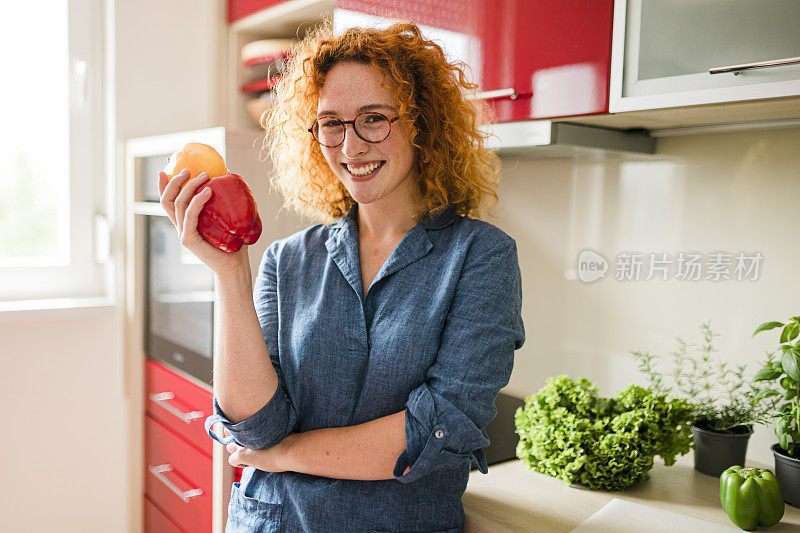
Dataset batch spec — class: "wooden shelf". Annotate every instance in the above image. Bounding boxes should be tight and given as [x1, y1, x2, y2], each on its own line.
[227, 0, 335, 130]
[231, 0, 334, 36]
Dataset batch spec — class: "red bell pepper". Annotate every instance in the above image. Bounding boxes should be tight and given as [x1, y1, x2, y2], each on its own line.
[195, 173, 262, 253]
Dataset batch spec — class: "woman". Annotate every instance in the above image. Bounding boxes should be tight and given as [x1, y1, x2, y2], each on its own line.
[159, 21, 525, 533]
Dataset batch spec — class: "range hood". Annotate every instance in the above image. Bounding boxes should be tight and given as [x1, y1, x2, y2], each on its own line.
[484, 120, 656, 158]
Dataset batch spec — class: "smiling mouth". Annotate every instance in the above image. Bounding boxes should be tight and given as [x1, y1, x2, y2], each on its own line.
[342, 161, 385, 179]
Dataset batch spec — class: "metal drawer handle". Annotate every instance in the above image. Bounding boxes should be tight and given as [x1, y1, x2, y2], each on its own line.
[709, 56, 800, 75]
[467, 88, 532, 101]
[148, 464, 204, 502]
[150, 392, 205, 424]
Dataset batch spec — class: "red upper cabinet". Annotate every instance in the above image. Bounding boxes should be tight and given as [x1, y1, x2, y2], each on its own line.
[228, 0, 290, 23]
[338, 0, 471, 33]
[477, 0, 614, 122]
[335, 0, 614, 122]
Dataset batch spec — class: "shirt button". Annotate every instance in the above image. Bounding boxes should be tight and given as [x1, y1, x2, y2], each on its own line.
[435, 429, 444, 439]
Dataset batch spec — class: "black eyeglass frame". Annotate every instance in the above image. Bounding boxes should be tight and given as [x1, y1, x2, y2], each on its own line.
[307, 112, 401, 147]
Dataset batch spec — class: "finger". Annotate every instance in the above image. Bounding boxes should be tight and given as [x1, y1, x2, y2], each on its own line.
[228, 448, 247, 468]
[159, 169, 191, 226]
[158, 172, 176, 226]
[181, 185, 213, 244]
[226, 441, 238, 455]
[158, 169, 173, 198]
[160, 168, 191, 202]
[158, 171, 167, 197]
[175, 172, 210, 235]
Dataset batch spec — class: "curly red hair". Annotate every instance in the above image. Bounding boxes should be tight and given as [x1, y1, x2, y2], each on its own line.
[261, 19, 500, 224]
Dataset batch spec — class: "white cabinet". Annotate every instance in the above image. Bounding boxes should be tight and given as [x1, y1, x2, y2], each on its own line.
[115, 0, 226, 139]
[610, 0, 800, 113]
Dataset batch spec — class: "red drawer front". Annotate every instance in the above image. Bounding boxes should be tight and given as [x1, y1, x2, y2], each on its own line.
[228, 0, 287, 23]
[145, 414, 213, 533]
[144, 496, 185, 533]
[146, 359, 213, 458]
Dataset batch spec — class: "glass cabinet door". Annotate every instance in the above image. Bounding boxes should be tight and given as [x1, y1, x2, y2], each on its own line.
[617, 0, 800, 106]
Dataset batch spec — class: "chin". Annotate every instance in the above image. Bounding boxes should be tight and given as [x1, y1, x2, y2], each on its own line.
[339, 182, 378, 204]
[347, 192, 381, 206]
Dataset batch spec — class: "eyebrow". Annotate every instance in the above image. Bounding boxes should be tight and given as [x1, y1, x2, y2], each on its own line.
[316, 103, 398, 118]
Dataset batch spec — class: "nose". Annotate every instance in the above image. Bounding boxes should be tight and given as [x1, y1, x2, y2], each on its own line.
[340, 123, 368, 158]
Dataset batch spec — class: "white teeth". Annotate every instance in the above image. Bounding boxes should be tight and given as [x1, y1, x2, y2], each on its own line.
[346, 162, 381, 176]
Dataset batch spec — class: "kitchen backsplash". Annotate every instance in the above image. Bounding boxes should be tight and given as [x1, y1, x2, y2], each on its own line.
[491, 125, 800, 465]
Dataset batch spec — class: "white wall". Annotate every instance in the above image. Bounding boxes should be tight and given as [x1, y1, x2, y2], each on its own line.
[492, 125, 800, 466]
[0, 307, 127, 532]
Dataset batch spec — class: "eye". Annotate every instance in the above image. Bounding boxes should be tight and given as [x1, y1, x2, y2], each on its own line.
[319, 119, 342, 129]
[363, 114, 386, 124]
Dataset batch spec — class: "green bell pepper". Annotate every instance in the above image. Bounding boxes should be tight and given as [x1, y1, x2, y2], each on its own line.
[720, 466, 784, 530]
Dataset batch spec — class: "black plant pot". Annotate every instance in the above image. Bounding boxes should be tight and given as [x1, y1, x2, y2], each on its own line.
[691, 423, 752, 477]
[772, 443, 800, 508]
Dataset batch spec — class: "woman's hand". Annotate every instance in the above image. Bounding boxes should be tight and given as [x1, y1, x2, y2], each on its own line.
[158, 169, 249, 277]
[221, 427, 291, 473]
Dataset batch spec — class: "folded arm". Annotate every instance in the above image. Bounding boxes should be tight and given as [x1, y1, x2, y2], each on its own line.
[278, 410, 410, 480]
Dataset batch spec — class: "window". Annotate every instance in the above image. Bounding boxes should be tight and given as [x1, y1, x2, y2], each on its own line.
[0, 0, 108, 302]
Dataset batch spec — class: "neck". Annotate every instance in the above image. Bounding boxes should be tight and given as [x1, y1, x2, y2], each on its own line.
[356, 195, 423, 241]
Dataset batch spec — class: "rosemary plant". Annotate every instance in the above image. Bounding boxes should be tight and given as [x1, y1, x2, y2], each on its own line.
[631, 322, 777, 433]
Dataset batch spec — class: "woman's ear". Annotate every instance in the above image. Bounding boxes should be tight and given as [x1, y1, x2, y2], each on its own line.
[417, 149, 429, 168]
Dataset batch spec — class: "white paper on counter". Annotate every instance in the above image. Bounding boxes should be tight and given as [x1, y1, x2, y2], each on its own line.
[569, 498, 738, 533]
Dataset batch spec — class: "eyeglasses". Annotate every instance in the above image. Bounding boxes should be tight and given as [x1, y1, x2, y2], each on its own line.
[308, 112, 400, 148]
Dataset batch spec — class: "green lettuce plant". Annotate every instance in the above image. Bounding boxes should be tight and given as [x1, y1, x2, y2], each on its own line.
[514, 375, 693, 491]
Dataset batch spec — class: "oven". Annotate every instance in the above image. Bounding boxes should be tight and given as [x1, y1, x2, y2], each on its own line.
[144, 213, 215, 384]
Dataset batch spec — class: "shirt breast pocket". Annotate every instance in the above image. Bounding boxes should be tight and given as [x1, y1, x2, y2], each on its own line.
[225, 482, 283, 533]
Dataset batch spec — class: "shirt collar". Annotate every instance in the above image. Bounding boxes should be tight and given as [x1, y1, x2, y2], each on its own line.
[420, 204, 458, 230]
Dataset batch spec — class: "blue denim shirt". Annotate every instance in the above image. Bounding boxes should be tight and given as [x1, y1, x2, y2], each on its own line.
[205, 203, 525, 532]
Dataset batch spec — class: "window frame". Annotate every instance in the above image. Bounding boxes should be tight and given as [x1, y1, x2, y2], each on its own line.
[0, 0, 109, 303]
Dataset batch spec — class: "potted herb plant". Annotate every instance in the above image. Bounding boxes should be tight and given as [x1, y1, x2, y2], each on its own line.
[631, 322, 776, 477]
[752, 316, 800, 508]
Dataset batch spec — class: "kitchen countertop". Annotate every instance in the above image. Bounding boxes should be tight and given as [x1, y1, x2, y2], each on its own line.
[463, 453, 800, 532]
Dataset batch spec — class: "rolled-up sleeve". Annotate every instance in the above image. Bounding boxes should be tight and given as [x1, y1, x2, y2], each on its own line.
[205, 240, 298, 450]
[393, 235, 525, 483]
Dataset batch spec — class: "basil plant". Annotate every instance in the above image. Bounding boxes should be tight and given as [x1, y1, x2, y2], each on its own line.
[753, 315, 800, 457]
